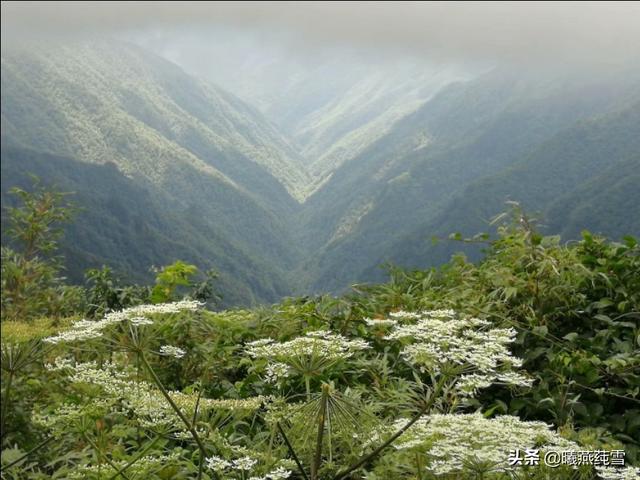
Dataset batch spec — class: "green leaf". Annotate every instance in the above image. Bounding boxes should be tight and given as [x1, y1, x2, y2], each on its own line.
[532, 325, 548, 338]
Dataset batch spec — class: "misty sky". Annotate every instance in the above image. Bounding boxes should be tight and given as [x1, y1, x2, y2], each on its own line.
[3, 2, 640, 68]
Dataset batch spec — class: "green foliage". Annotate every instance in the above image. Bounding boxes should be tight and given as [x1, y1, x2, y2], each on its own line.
[190, 269, 221, 306]
[84, 266, 151, 318]
[1, 179, 81, 322]
[1, 211, 638, 479]
[357, 206, 640, 462]
[5, 178, 75, 258]
[151, 261, 199, 304]
[149, 261, 219, 306]
[84, 262, 218, 317]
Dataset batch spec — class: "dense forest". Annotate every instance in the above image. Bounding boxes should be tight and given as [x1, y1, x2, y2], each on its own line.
[2, 42, 639, 306]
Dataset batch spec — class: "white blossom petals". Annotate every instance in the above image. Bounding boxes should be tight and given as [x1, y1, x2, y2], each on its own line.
[43, 300, 203, 344]
[159, 345, 186, 359]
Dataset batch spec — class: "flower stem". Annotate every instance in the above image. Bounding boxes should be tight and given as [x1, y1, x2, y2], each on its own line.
[139, 352, 214, 480]
[1, 369, 14, 441]
[311, 384, 330, 480]
[107, 435, 161, 480]
[305, 375, 311, 400]
[83, 433, 132, 480]
[277, 422, 309, 480]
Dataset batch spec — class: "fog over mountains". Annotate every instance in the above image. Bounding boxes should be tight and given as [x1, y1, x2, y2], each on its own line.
[2, 30, 639, 305]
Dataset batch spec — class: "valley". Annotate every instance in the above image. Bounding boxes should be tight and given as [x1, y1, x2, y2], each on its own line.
[2, 40, 639, 306]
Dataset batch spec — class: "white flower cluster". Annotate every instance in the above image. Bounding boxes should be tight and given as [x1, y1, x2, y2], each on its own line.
[205, 454, 291, 479]
[249, 465, 292, 480]
[159, 344, 186, 359]
[389, 309, 457, 321]
[44, 359, 269, 430]
[130, 316, 154, 326]
[386, 413, 578, 476]
[245, 331, 369, 362]
[66, 452, 181, 479]
[33, 399, 114, 435]
[381, 310, 531, 393]
[264, 362, 291, 384]
[597, 466, 640, 480]
[363, 318, 398, 327]
[43, 300, 203, 344]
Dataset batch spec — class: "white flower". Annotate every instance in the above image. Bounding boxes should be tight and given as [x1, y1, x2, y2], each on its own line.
[66, 452, 181, 479]
[266, 466, 292, 479]
[43, 301, 203, 344]
[206, 455, 231, 471]
[159, 345, 186, 359]
[380, 310, 528, 396]
[246, 331, 369, 362]
[130, 316, 153, 326]
[265, 362, 290, 384]
[44, 360, 269, 431]
[363, 318, 397, 327]
[384, 413, 578, 475]
[247, 338, 275, 347]
[455, 374, 495, 396]
[232, 456, 258, 471]
[45, 357, 73, 371]
[597, 466, 640, 480]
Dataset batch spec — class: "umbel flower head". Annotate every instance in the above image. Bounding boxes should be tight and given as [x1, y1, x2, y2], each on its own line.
[246, 331, 369, 361]
[375, 413, 578, 476]
[159, 344, 186, 359]
[42, 359, 270, 431]
[380, 310, 532, 395]
[43, 300, 203, 344]
[205, 454, 292, 479]
[596, 466, 640, 480]
[65, 452, 182, 479]
[245, 331, 370, 378]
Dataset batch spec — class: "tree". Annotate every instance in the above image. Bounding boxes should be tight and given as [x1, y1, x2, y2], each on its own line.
[1, 178, 77, 321]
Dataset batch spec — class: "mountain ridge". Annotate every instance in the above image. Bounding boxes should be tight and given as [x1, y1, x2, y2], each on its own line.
[2, 40, 639, 305]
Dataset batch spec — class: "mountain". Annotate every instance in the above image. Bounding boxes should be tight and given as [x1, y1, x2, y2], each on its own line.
[2, 40, 639, 305]
[1, 41, 310, 202]
[299, 68, 640, 292]
[0, 147, 294, 307]
[260, 61, 470, 193]
[1, 41, 309, 306]
[158, 38, 471, 195]
[379, 105, 640, 274]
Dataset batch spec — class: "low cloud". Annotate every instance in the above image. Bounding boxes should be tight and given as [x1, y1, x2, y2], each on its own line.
[2, 1, 639, 66]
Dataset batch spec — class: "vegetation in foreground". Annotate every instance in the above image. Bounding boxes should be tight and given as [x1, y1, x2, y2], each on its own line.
[1, 186, 639, 479]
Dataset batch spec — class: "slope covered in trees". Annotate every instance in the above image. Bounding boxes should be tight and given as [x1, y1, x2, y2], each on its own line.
[2, 41, 639, 304]
[299, 69, 640, 292]
[1, 41, 309, 305]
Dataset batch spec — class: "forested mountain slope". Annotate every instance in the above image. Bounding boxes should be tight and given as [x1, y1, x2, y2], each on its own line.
[180, 43, 470, 193]
[299, 69, 640, 292]
[2, 40, 639, 304]
[1, 41, 308, 305]
[375, 105, 640, 278]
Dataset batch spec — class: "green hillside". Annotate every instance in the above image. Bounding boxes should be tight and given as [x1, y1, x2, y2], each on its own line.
[1, 41, 310, 306]
[300, 69, 640, 292]
[2, 41, 639, 304]
[373, 104, 640, 280]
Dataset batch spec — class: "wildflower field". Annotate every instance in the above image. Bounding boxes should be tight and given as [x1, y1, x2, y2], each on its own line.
[1, 218, 639, 479]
